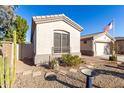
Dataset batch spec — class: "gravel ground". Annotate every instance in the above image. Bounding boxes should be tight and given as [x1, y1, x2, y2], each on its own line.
[93, 66, 124, 88]
[15, 56, 124, 88]
[15, 68, 85, 88]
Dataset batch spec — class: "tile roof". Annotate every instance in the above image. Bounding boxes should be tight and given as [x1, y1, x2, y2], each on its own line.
[32, 14, 83, 32]
[81, 32, 103, 39]
[115, 37, 124, 40]
[81, 32, 115, 41]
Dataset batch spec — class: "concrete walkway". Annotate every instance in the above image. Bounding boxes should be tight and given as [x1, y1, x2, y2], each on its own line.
[16, 59, 35, 73]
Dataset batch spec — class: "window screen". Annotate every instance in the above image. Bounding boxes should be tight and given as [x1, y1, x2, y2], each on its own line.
[62, 33, 70, 53]
[54, 33, 61, 53]
[54, 32, 70, 53]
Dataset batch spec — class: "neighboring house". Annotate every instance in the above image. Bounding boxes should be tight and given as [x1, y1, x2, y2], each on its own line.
[80, 32, 114, 56]
[115, 37, 124, 54]
[31, 14, 83, 65]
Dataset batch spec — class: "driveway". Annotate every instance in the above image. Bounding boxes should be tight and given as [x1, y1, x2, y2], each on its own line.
[98, 55, 124, 62]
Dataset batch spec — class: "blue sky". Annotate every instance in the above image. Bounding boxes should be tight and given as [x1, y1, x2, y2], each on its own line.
[16, 5, 124, 42]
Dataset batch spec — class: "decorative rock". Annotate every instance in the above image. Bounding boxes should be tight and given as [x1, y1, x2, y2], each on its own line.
[45, 72, 56, 81]
[32, 71, 41, 77]
[45, 72, 56, 77]
[23, 70, 32, 75]
[69, 68, 77, 73]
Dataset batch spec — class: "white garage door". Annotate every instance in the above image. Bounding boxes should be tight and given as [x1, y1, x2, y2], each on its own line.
[95, 43, 110, 56]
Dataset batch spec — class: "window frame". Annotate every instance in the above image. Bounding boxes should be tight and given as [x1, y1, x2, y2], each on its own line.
[53, 30, 70, 53]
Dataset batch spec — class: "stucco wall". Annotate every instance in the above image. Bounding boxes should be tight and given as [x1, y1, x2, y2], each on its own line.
[33, 21, 81, 64]
[80, 39, 94, 56]
[80, 34, 113, 56]
[115, 40, 124, 54]
[33, 28, 36, 55]
[80, 39, 93, 51]
[94, 34, 112, 42]
[35, 21, 80, 55]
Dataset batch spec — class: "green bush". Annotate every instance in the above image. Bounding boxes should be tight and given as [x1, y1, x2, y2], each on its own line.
[49, 59, 59, 69]
[109, 55, 117, 61]
[62, 54, 82, 66]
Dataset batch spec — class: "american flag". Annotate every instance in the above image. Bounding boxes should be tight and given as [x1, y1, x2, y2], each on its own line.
[104, 21, 113, 32]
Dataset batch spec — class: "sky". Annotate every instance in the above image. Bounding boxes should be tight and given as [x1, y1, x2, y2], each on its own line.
[16, 5, 124, 42]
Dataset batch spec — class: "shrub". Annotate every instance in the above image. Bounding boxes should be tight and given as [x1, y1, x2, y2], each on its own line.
[109, 55, 117, 61]
[49, 59, 59, 69]
[62, 54, 82, 66]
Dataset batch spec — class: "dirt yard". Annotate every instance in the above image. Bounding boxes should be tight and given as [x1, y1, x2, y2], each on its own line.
[15, 56, 124, 88]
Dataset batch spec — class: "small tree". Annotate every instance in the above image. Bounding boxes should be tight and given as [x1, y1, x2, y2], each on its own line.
[14, 16, 29, 44]
[0, 5, 17, 41]
[109, 41, 117, 61]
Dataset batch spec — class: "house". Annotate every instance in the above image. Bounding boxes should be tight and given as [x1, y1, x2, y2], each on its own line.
[80, 32, 115, 56]
[31, 14, 83, 65]
[115, 37, 124, 54]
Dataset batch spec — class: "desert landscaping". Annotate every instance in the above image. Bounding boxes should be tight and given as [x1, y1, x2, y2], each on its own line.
[15, 56, 124, 88]
[0, 5, 124, 88]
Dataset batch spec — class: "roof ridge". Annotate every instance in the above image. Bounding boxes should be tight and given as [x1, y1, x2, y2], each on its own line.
[32, 14, 83, 32]
[81, 31, 103, 37]
[33, 14, 65, 19]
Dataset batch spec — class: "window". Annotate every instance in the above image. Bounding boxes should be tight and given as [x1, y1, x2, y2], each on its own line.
[54, 31, 70, 53]
[54, 33, 61, 53]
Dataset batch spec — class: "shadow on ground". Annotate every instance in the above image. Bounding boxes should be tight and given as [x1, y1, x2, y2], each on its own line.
[105, 65, 124, 70]
[44, 72, 101, 88]
[56, 79, 80, 88]
[94, 68, 124, 80]
[41, 64, 50, 69]
[20, 58, 35, 66]
[45, 73, 83, 88]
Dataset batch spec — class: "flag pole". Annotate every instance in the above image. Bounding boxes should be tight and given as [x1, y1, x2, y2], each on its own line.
[112, 18, 116, 56]
[112, 19, 115, 38]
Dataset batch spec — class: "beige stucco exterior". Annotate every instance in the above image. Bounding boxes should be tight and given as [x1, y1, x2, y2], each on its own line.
[81, 38, 93, 51]
[80, 38, 94, 56]
[35, 21, 81, 55]
[115, 40, 124, 54]
[81, 32, 114, 56]
[32, 14, 83, 65]
[94, 34, 112, 42]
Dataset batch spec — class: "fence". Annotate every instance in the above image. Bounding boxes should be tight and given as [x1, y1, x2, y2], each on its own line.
[0, 41, 13, 65]
[17, 43, 33, 60]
